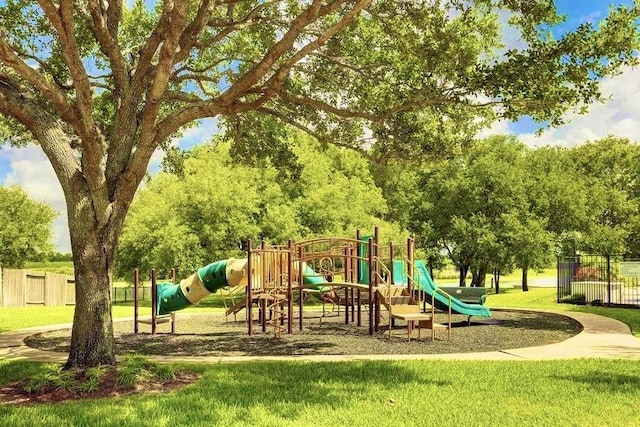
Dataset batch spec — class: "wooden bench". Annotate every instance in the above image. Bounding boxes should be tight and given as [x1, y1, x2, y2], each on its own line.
[391, 312, 433, 340]
[438, 287, 487, 305]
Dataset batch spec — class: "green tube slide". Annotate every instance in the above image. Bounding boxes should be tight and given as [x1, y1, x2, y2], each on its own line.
[155, 259, 331, 315]
[156, 260, 230, 315]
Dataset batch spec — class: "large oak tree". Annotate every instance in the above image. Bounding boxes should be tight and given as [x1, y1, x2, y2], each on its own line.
[0, 1, 638, 368]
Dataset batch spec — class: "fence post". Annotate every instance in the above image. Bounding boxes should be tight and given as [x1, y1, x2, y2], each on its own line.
[134, 268, 139, 334]
[606, 254, 612, 305]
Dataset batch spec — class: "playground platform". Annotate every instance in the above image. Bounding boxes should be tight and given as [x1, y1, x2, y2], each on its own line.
[1, 309, 640, 363]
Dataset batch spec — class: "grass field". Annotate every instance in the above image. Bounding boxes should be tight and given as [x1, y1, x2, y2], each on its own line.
[1, 358, 640, 426]
[24, 261, 74, 276]
[3, 277, 640, 426]
[437, 268, 556, 286]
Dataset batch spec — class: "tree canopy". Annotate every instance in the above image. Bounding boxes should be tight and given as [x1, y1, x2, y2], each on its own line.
[116, 134, 406, 279]
[0, 185, 56, 267]
[0, 1, 637, 368]
[408, 135, 551, 287]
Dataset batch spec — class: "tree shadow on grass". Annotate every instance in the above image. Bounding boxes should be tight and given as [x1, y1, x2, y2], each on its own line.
[0, 360, 452, 425]
[118, 332, 340, 356]
[553, 370, 640, 394]
[148, 361, 452, 425]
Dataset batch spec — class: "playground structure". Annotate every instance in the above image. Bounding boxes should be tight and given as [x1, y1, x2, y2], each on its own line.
[135, 228, 491, 339]
[133, 268, 176, 335]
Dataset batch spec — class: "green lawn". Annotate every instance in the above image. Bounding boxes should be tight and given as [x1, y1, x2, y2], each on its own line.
[436, 267, 556, 286]
[24, 261, 74, 276]
[0, 306, 150, 334]
[1, 358, 639, 426]
[3, 286, 640, 425]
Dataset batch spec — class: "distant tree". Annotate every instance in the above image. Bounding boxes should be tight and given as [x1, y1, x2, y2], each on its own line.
[411, 136, 544, 287]
[524, 146, 589, 256]
[568, 137, 640, 255]
[116, 134, 405, 278]
[500, 212, 553, 292]
[0, 186, 56, 267]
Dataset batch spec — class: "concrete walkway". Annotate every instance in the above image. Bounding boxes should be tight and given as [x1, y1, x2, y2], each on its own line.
[2, 310, 640, 364]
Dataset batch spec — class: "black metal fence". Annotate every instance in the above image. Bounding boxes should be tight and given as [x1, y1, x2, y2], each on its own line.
[557, 254, 640, 307]
[112, 285, 151, 303]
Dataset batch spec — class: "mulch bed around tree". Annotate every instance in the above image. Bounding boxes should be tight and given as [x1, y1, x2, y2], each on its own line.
[0, 368, 200, 406]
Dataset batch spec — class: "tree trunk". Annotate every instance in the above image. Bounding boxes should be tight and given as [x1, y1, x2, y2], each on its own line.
[471, 264, 488, 287]
[494, 268, 501, 295]
[458, 265, 468, 287]
[64, 190, 121, 369]
[522, 268, 529, 292]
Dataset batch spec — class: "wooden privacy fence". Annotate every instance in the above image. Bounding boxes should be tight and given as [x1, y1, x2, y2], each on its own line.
[0, 268, 75, 307]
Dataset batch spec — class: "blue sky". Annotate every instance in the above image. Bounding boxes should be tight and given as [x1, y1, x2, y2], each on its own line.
[0, 1, 637, 252]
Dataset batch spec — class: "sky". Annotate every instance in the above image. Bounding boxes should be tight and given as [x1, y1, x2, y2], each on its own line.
[0, 1, 637, 253]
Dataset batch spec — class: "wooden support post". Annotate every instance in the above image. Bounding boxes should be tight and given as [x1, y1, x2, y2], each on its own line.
[389, 242, 394, 285]
[344, 286, 350, 325]
[261, 298, 267, 333]
[288, 240, 293, 334]
[374, 227, 380, 333]
[344, 246, 350, 325]
[356, 230, 362, 327]
[368, 237, 374, 335]
[407, 238, 414, 295]
[133, 268, 139, 334]
[170, 268, 176, 334]
[247, 239, 253, 336]
[298, 245, 304, 331]
[151, 268, 157, 335]
[350, 287, 355, 322]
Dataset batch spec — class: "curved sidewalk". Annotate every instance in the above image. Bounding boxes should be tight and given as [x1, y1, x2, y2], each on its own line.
[1, 310, 640, 364]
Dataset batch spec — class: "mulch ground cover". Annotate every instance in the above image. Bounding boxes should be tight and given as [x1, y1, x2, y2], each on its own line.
[25, 309, 582, 357]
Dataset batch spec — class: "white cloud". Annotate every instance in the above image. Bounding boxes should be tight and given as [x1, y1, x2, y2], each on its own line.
[148, 118, 220, 173]
[476, 119, 511, 139]
[518, 66, 640, 147]
[578, 11, 603, 25]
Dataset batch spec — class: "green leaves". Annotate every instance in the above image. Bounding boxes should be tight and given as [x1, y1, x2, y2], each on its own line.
[407, 135, 552, 279]
[0, 185, 56, 267]
[115, 132, 403, 279]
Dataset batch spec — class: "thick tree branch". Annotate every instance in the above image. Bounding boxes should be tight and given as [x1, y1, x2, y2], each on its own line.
[106, 0, 122, 40]
[217, 0, 343, 105]
[153, 101, 226, 148]
[138, 3, 189, 145]
[310, 52, 384, 76]
[106, 1, 178, 196]
[259, 106, 371, 158]
[0, 77, 80, 188]
[87, 0, 128, 92]
[173, 0, 216, 63]
[38, 1, 96, 126]
[115, 2, 191, 211]
[196, 1, 276, 52]
[6, 43, 74, 90]
[0, 39, 75, 122]
[277, 91, 380, 121]
[37, 0, 111, 229]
